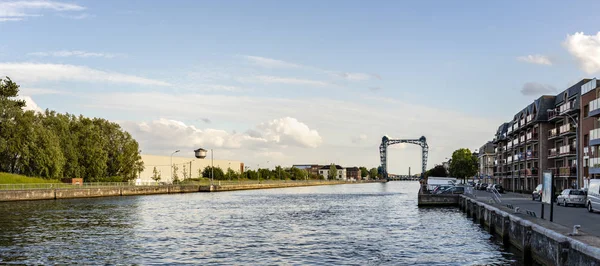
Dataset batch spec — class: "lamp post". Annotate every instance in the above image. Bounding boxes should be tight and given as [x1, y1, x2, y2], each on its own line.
[171, 150, 180, 183]
[547, 109, 580, 189]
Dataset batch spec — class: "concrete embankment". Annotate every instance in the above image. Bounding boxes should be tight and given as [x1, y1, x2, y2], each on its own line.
[0, 181, 376, 202]
[459, 195, 600, 265]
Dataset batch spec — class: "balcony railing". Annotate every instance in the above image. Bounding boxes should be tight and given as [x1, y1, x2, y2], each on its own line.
[508, 126, 514, 134]
[549, 148, 558, 157]
[514, 154, 521, 161]
[548, 128, 558, 139]
[519, 135, 525, 143]
[590, 157, 600, 168]
[507, 143, 513, 150]
[520, 119, 525, 127]
[521, 168, 538, 177]
[559, 101, 576, 114]
[513, 139, 519, 146]
[589, 98, 600, 117]
[591, 129, 600, 146]
[559, 166, 576, 177]
[548, 110, 559, 121]
[585, 146, 589, 157]
[526, 114, 534, 124]
[526, 132, 538, 141]
[507, 157, 513, 164]
[526, 150, 538, 160]
[559, 123, 576, 135]
[559, 144, 576, 156]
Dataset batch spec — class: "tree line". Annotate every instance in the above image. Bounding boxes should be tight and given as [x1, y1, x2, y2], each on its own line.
[0, 77, 144, 182]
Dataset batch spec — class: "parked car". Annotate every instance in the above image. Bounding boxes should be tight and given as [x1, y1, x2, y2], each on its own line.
[478, 183, 488, 190]
[467, 181, 475, 187]
[587, 179, 600, 212]
[492, 184, 504, 193]
[440, 186, 465, 194]
[532, 184, 542, 201]
[432, 185, 452, 194]
[557, 189, 586, 207]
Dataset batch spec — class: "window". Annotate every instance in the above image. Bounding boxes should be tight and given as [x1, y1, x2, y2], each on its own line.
[585, 104, 590, 117]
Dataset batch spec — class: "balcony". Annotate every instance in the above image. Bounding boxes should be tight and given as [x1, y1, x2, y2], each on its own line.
[559, 166, 576, 177]
[526, 131, 538, 142]
[548, 110, 560, 122]
[507, 157, 513, 164]
[590, 157, 600, 174]
[519, 119, 525, 128]
[507, 126, 514, 135]
[559, 100, 577, 115]
[559, 123, 576, 136]
[507, 142, 513, 150]
[526, 150, 538, 160]
[548, 148, 558, 158]
[521, 168, 538, 177]
[519, 135, 525, 144]
[558, 144, 576, 157]
[514, 154, 521, 161]
[526, 114, 534, 124]
[548, 128, 558, 140]
[589, 98, 600, 117]
[590, 129, 600, 146]
[584, 146, 589, 157]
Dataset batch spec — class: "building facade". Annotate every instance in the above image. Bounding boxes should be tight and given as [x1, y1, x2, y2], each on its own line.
[478, 141, 495, 184]
[346, 167, 360, 181]
[319, 165, 346, 180]
[292, 165, 320, 176]
[492, 79, 594, 192]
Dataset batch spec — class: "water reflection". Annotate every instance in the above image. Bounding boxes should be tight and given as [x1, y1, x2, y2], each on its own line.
[0, 182, 521, 265]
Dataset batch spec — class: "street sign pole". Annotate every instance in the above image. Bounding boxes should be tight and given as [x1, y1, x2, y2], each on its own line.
[550, 175, 555, 222]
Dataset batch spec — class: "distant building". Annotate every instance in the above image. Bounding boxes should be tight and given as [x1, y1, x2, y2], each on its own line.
[478, 141, 496, 183]
[319, 164, 346, 180]
[292, 164, 320, 176]
[346, 167, 360, 181]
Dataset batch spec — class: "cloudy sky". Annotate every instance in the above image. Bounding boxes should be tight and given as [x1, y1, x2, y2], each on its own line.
[1, 0, 600, 174]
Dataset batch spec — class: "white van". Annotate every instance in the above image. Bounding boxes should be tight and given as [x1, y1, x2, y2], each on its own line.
[586, 179, 600, 212]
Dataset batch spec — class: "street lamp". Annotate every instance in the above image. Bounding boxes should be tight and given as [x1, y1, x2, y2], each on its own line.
[171, 150, 180, 183]
[194, 148, 213, 185]
[547, 109, 580, 189]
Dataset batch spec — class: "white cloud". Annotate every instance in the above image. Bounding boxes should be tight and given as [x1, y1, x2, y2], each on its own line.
[517, 55, 553, 66]
[241, 75, 331, 87]
[0, 1, 85, 22]
[564, 32, 600, 74]
[57, 13, 93, 20]
[16, 95, 43, 113]
[0, 62, 171, 86]
[256, 117, 323, 148]
[28, 50, 119, 58]
[120, 117, 322, 153]
[242, 55, 302, 68]
[241, 55, 380, 81]
[19, 87, 63, 95]
[77, 91, 499, 173]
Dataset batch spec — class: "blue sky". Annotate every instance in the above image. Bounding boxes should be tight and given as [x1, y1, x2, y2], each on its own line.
[1, 0, 600, 174]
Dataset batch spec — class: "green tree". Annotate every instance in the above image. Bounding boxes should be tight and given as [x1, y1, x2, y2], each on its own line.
[172, 164, 180, 183]
[226, 167, 237, 180]
[290, 166, 306, 180]
[152, 167, 161, 182]
[359, 167, 368, 178]
[369, 168, 378, 179]
[427, 165, 448, 177]
[182, 165, 189, 180]
[450, 148, 478, 183]
[202, 166, 225, 180]
[328, 164, 338, 180]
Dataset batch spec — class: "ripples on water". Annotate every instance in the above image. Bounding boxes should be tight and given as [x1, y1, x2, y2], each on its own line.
[0, 182, 521, 265]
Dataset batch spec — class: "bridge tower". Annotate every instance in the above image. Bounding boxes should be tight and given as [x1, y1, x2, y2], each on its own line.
[379, 136, 428, 180]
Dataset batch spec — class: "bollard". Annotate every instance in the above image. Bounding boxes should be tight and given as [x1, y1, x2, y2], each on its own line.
[501, 215, 510, 247]
[522, 225, 533, 265]
[489, 210, 496, 235]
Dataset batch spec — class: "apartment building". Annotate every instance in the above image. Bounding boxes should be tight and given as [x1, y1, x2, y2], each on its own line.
[491, 79, 595, 193]
[581, 78, 600, 186]
[319, 165, 346, 180]
[495, 96, 556, 193]
[478, 141, 495, 184]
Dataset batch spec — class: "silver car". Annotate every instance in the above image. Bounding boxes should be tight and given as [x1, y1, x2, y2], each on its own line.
[557, 189, 586, 207]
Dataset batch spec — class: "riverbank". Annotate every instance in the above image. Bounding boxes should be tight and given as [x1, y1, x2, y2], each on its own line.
[0, 180, 385, 202]
[459, 195, 600, 266]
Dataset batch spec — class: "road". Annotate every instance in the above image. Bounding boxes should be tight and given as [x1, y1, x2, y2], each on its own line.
[470, 189, 600, 237]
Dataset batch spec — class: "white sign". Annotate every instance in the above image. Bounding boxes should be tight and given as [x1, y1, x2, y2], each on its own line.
[542, 171, 553, 204]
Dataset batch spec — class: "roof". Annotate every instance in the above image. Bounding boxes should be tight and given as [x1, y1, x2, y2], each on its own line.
[554, 79, 589, 106]
[320, 165, 343, 170]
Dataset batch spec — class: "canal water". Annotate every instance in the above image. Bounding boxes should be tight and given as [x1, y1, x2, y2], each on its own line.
[0, 182, 522, 265]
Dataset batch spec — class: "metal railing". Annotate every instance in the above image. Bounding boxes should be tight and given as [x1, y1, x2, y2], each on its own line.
[0, 179, 367, 191]
[490, 187, 502, 204]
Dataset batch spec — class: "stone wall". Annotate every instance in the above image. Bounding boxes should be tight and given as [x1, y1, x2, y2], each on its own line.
[0, 189, 55, 201]
[459, 196, 600, 266]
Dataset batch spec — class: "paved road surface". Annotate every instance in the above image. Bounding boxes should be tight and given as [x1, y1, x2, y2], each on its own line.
[469, 189, 600, 237]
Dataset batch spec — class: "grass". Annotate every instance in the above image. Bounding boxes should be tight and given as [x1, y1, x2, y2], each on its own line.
[0, 172, 60, 184]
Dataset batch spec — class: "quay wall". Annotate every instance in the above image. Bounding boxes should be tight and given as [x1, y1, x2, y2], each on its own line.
[0, 181, 378, 202]
[459, 195, 600, 266]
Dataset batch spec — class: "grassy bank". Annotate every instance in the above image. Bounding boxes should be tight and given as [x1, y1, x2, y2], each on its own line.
[0, 172, 60, 184]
